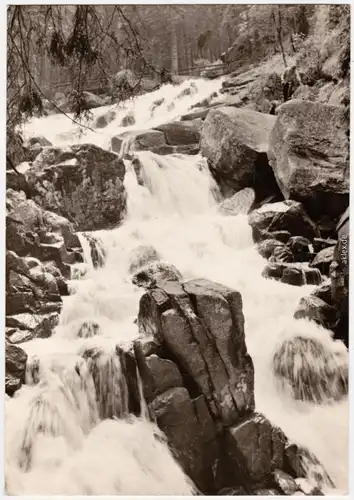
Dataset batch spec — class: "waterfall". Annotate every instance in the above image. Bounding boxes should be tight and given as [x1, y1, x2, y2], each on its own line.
[7, 77, 348, 495]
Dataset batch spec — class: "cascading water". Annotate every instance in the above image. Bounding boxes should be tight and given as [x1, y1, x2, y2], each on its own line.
[21, 78, 222, 149]
[7, 78, 348, 495]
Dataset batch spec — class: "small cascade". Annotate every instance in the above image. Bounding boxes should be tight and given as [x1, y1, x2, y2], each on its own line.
[272, 320, 348, 405]
[81, 347, 130, 420]
[78, 232, 106, 269]
[21, 78, 223, 150]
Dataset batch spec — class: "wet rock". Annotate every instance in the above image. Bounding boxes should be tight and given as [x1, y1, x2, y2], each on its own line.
[6, 250, 63, 317]
[310, 246, 335, 276]
[257, 239, 285, 260]
[248, 200, 318, 244]
[25, 144, 127, 231]
[42, 261, 69, 295]
[218, 188, 255, 216]
[6, 311, 60, 339]
[121, 111, 135, 127]
[330, 213, 349, 347]
[269, 246, 294, 263]
[136, 353, 183, 403]
[149, 144, 200, 156]
[6, 189, 27, 214]
[313, 238, 337, 254]
[150, 97, 165, 116]
[254, 488, 281, 495]
[295, 478, 324, 496]
[265, 231, 291, 244]
[284, 444, 335, 491]
[294, 296, 336, 330]
[6, 169, 29, 195]
[94, 110, 116, 129]
[8, 329, 34, 344]
[132, 262, 182, 289]
[28, 135, 52, 147]
[225, 413, 286, 486]
[262, 262, 285, 281]
[272, 469, 298, 495]
[217, 486, 248, 495]
[287, 236, 312, 263]
[181, 107, 212, 121]
[82, 91, 106, 109]
[311, 279, 332, 304]
[176, 83, 197, 99]
[303, 268, 323, 286]
[281, 267, 306, 286]
[82, 233, 106, 268]
[128, 245, 161, 274]
[77, 320, 101, 338]
[154, 120, 202, 146]
[6, 196, 80, 256]
[268, 100, 349, 221]
[273, 332, 348, 404]
[138, 279, 255, 426]
[201, 107, 280, 201]
[150, 387, 215, 493]
[5, 339, 27, 396]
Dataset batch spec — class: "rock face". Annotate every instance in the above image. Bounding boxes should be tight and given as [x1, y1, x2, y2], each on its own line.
[330, 207, 349, 346]
[136, 278, 255, 492]
[138, 279, 255, 426]
[5, 340, 28, 396]
[6, 250, 62, 340]
[268, 100, 349, 221]
[132, 262, 183, 289]
[201, 107, 281, 202]
[24, 144, 127, 231]
[6, 195, 81, 277]
[248, 200, 319, 243]
[225, 413, 288, 487]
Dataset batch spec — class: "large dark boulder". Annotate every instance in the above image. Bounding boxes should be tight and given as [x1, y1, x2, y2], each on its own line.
[224, 413, 288, 490]
[330, 207, 349, 346]
[5, 339, 27, 396]
[201, 107, 281, 203]
[311, 246, 335, 276]
[268, 100, 349, 221]
[24, 144, 127, 231]
[248, 200, 319, 243]
[6, 250, 62, 327]
[138, 279, 255, 427]
[294, 295, 337, 330]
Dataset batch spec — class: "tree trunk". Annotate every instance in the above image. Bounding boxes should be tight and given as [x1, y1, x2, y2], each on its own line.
[171, 24, 178, 75]
[273, 6, 287, 67]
